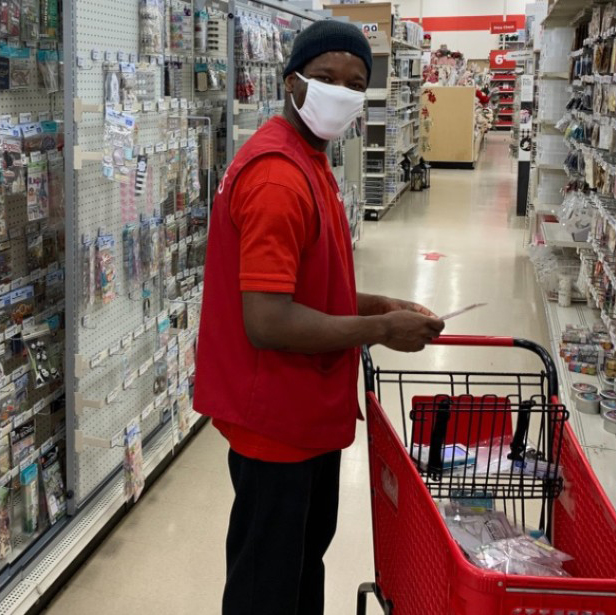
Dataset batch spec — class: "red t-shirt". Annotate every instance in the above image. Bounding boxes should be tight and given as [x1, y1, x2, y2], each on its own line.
[214, 136, 354, 463]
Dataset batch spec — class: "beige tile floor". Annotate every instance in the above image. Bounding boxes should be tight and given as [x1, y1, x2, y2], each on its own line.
[46, 135, 572, 614]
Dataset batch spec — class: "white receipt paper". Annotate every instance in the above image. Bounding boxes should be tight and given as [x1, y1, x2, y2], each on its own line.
[440, 303, 487, 321]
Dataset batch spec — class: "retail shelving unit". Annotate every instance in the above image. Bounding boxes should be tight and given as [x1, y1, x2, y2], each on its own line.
[527, 0, 616, 502]
[492, 70, 518, 129]
[326, 2, 423, 221]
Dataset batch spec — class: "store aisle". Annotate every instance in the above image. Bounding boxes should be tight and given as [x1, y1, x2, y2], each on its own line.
[45, 134, 549, 614]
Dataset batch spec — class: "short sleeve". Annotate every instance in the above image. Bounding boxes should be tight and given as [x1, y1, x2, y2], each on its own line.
[230, 156, 317, 294]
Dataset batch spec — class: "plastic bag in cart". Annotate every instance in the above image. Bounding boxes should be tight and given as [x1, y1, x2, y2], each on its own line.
[472, 535, 573, 577]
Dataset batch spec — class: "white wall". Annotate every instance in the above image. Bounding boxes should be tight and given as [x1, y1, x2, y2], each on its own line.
[398, 0, 531, 18]
[397, 0, 537, 60]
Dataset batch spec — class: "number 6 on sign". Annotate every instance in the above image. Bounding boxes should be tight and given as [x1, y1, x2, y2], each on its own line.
[489, 49, 515, 69]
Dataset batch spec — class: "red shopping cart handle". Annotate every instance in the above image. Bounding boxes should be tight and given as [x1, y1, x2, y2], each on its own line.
[430, 335, 514, 347]
[362, 336, 559, 399]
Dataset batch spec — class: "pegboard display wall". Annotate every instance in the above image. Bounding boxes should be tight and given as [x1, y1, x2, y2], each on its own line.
[69, 0, 211, 504]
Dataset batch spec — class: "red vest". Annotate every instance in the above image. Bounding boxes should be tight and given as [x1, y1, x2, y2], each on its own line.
[193, 117, 360, 450]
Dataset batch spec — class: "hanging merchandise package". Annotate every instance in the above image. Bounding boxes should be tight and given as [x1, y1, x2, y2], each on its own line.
[11, 419, 35, 467]
[26, 230, 44, 273]
[122, 223, 142, 295]
[9, 285, 35, 327]
[40, 0, 58, 39]
[40, 445, 66, 525]
[47, 151, 64, 224]
[102, 108, 136, 183]
[95, 234, 117, 304]
[0, 241, 10, 285]
[124, 419, 145, 503]
[37, 50, 59, 94]
[22, 122, 43, 154]
[0, 188, 6, 244]
[175, 377, 190, 441]
[20, 462, 38, 535]
[26, 158, 49, 221]
[0, 435, 9, 473]
[0, 485, 11, 561]
[139, 0, 164, 56]
[20, 0, 39, 43]
[81, 238, 96, 309]
[0, 0, 21, 39]
[0, 121, 26, 194]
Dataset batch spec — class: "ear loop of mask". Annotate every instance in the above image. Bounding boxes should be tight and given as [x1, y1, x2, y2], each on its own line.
[290, 72, 309, 113]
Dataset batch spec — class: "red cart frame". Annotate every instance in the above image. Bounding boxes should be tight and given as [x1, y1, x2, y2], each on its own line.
[358, 335, 616, 615]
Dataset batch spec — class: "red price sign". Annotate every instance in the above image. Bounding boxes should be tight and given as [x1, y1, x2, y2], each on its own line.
[490, 20, 518, 34]
[490, 49, 516, 69]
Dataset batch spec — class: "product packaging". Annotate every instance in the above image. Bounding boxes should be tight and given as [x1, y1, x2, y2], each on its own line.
[153, 356, 168, 395]
[122, 223, 142, 295]
[44, 267, 64, 308]
[0, 432, 11, 472]
[0, 241, 12, 284]
[124, 420, 145, 503]
[139, 0, 164, 56]
[0, 486, 11, 560]
[8, 285, 35, 327]
[95, 234, 117, 304]
[26, 159, 50, 221]
[81, 238, 96, 309]
[0, 121, 26, 193]
[26, 230, 44, 273]
[0, 190, 7, 243]
[439, 504, 519, 555]
[102, 108, 136, 183]
[20, 462, 38, 534]
[140, 218, 161, 279]
[20, 0, 39, 42]
[47, 153, 64, 225]
[40, 445, 66, 525]
[37, 50, 59, 94]
[157, 315, 170, 347]
[0, 0, 21, 40]
[175, 377, 190, 440]
[40, 0, 59, 39]
[11, 420, 35, 467]
[473, 535, 573, 577]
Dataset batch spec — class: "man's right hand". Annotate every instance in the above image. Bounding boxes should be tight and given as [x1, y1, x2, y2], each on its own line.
[380, 310, 445, 352]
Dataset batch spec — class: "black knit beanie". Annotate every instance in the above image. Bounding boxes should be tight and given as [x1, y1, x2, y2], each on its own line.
[283, 20, 373, 81]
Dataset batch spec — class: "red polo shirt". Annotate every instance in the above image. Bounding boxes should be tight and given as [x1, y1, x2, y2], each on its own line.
[214, 142, 353, 463]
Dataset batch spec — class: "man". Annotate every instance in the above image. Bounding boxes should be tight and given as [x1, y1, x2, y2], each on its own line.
[194, 20, 444, 615]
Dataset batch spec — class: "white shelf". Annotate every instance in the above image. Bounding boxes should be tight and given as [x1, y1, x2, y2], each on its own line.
[539, 72, 570, 80]
[537, 163, 566, 171]
[541, 221, 586, 248]
[366, 172, 385, 178]
[366, 121, 386, 126]
[366, 89, 389, 100]
[365, 146, 386, 152]
[533, 202, 561, 216]
[386, 181, 411, 204]
[540, 291, 616, 509]
[396, 102, 413, 111]
[391, 37, 421, 50]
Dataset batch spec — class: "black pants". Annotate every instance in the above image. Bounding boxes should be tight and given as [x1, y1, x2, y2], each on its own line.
[222, 449, 342, 615]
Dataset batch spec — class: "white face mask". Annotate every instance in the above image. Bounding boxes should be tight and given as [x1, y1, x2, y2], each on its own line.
[291, 72, 365, 141]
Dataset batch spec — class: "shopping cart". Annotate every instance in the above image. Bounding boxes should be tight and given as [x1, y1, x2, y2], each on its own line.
[357, 335, 616, 615]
